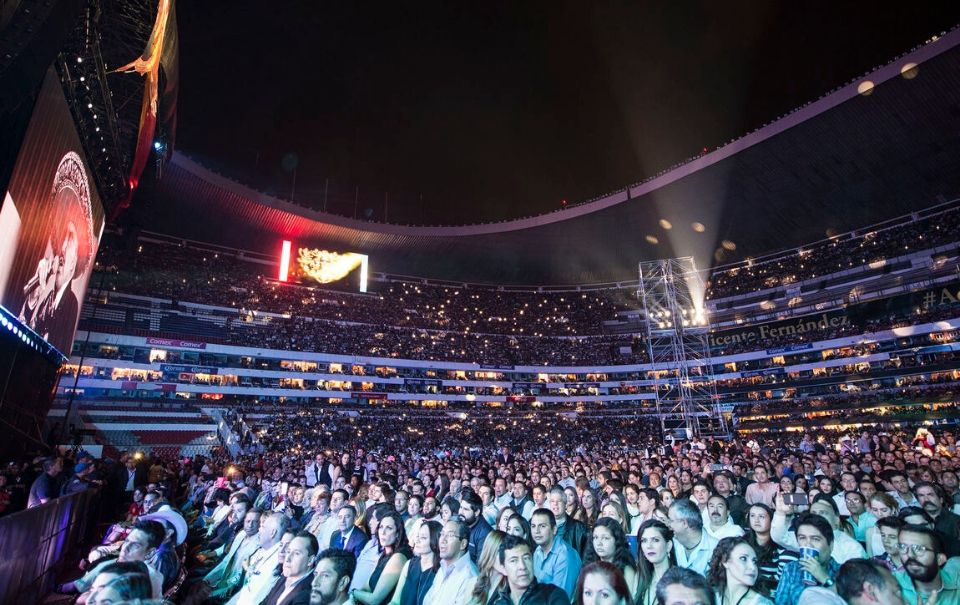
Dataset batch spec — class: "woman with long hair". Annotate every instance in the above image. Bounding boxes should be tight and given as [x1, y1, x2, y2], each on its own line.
[666, 475, 682, 500]
[599, 500, 630, 534]
[353, 511, 413, 605]
[635, 519, 675, 605]
[659, 489, 675, 509]
[468, 530, 506, 605]
[566, 487, 585, 523]
[743, 504, 796, 599]
[580, 488, 600, 529]
[583, 518, 640, 602]
[390, 520, 441, 605]
[865, 492, 899, 557]
[623, 484, 644, 535]
[496, 506, 516, 533]
[504, 514, 535, 551]
[573, 561, 632, 605]
[439, 497, 460, 523]
[707, 536, 772, 605]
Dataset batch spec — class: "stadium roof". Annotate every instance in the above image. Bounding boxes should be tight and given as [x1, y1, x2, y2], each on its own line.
[147, 28, 960, 285]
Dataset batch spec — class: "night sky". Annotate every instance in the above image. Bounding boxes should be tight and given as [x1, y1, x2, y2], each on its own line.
[175, 2, 960, 225]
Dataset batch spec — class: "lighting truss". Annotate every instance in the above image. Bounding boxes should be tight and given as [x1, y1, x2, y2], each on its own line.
[638, 257, 729, 439]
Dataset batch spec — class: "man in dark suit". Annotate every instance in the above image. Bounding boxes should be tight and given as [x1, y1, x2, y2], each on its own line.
[329, 505, 367, 558]
[497, 447, 514, 466]
[262, 531, 317, 605]
[116, 455, 148, 496]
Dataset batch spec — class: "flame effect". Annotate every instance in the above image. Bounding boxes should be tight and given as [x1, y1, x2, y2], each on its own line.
[297, 248, 363, 283]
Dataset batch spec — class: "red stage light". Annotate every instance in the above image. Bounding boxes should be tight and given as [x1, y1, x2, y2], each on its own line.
[279, 240, 292, 282]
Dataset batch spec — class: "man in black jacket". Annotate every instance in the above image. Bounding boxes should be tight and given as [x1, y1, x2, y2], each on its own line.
[547, 487, 587, 558]
[487, 535, 567, 605]
[460, 489, 492, 564]
[915, 481, 960, 556]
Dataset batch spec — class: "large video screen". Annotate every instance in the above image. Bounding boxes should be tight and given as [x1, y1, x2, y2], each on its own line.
[0, 66, 105, 354]
[277, 240, 369, 292]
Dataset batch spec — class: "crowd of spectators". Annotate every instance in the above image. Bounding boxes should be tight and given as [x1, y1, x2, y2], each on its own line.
[95, 238, 633, 338]
[706, 205, 960, 299]
[224, 317, 649, 366]
[12, 402, 960, 605]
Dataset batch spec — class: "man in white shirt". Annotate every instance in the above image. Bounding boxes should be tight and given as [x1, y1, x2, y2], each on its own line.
[493, 477, 511, 510]
[668, 499, 718, 576]
[479, 484, 498, 526]
[887, 472, 919, 508]
[510, 481, 535, 520]
[832, 473, 859, 516]
[423, 518, 478, 605]
[316, 489, 348, 553]
[225, 512, 289, 605]
[703, 495, 744, 540]
[261, 531, 316, 605]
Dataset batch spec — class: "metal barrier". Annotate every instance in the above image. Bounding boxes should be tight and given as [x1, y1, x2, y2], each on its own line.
[0, 488, 101, 604]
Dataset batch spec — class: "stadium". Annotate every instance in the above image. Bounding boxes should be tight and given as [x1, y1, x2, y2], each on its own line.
[1, 3, 960, 605]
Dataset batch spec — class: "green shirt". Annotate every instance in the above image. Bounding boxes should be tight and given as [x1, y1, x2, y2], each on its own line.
[895, 564, 960, 605]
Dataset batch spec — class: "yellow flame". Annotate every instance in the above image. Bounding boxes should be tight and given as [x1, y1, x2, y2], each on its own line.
[297, 248, 363, 283]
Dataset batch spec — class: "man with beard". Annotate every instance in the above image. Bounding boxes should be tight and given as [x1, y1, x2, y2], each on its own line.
[309, 549, 356, 605]
[459, 490, 492, 564]
[894, 525, 959, 605]
[914, 482, 960, 557]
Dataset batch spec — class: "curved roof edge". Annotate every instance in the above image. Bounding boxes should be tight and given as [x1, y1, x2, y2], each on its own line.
[172, 26, 960, 238]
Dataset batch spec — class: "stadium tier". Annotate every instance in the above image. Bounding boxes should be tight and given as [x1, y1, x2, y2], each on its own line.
[56, 201, 960, 439]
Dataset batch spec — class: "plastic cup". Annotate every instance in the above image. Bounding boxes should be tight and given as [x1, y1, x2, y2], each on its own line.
[799, 546, 819, 586]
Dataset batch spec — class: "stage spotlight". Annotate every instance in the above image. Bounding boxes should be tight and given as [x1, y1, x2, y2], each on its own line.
[691, 222, 705, 233]
[659, 219, 673, 230]
[857, 80, 875, 96]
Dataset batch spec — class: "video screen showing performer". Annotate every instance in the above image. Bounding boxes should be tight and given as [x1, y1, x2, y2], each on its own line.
[0, 66, 105, 354]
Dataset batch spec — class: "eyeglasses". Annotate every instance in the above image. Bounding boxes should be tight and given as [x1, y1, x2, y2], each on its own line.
[897, 543, 934, 556]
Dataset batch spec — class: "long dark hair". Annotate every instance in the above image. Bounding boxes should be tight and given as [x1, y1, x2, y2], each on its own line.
[378, 510, 410, 555]
[583, 517, 636, 572]
[707, 536, 756, 595]
[636, 519, 676, 605]
[744, 503, 778, 561]
[420, 520, 442, 572]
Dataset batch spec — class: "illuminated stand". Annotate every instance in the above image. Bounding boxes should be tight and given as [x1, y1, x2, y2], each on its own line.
[638, 257, 729, 440]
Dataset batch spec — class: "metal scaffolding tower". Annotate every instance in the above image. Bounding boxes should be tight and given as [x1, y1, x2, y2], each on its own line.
[638, 257, 729, 439]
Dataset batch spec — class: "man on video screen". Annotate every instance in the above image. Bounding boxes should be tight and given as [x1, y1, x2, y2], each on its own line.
[18, 152, 95, 344]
